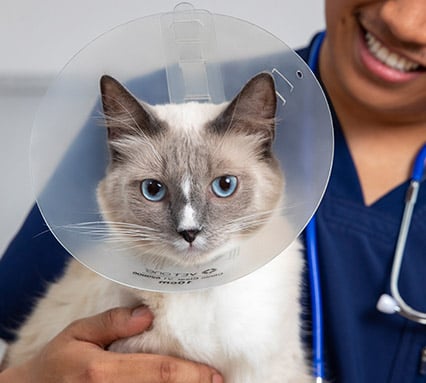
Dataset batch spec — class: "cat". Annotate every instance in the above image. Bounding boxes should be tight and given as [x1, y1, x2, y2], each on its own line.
[6, 73, 311, 382]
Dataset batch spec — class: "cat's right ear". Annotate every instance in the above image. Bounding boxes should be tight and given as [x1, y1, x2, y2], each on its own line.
[210, 73, 277, 159]
[100, 75, 159, 141]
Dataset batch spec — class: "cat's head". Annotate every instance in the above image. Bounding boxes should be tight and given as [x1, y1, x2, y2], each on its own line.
[97, 73, 283, 266]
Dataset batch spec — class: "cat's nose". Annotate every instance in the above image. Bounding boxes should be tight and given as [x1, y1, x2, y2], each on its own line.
[178, 229, 200, 243]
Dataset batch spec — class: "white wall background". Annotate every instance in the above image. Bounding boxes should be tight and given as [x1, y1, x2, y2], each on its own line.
[0, 0, 325, 256]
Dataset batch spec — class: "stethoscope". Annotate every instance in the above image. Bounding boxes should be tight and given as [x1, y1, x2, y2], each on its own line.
[376, 144, 426, 324]
[305, 31, 426, 382]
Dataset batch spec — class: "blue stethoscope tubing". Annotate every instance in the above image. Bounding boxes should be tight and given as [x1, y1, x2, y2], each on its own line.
[305, 30, 426, 381]
[305, 30, 326, 383]
[376, 144, 426, 324]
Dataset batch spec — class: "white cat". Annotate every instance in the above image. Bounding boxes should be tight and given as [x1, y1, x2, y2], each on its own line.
[6, 73, 311, 382]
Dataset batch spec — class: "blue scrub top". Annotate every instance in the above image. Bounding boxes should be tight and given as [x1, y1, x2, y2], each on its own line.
[1, 33, 426, 383]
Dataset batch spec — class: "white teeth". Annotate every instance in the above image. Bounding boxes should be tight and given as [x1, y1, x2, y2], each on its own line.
[365, 32, 420, 72]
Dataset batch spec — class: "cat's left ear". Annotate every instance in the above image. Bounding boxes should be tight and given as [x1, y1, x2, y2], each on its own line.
[212, 73, 277, 156]
[100, 75, 159, 140]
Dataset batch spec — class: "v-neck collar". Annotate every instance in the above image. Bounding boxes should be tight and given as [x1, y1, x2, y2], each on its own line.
[329, 111, 411, 215]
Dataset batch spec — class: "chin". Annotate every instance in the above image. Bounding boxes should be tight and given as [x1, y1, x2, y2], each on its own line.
[163, 236, 237, 267]
[169, 244, 217, 266]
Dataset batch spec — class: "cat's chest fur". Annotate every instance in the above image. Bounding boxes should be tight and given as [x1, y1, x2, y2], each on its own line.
[102, 239, 307, 382]
[112, 245, 302, 359]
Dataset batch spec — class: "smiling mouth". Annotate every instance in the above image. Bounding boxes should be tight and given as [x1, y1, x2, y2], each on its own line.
[363, 31, 424, 73]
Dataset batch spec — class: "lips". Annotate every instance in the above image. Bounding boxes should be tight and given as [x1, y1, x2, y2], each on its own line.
[358, 26, 424, 83]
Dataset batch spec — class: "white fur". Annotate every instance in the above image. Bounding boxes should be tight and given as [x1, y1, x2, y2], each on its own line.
[7, 239, 311, 382]
[151, 102, 227, 133]
[179, 204, 197, 230]
[181, 176, 192, 199]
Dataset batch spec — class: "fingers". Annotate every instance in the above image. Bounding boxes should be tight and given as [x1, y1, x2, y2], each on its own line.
[64, 307, 224, 383]
[85, 352, 223, 383]
[65, 306, 154, 348]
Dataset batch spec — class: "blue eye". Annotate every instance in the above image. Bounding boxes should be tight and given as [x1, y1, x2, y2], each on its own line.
[141, 179, 167, 202]
[211, 175, 238, 198]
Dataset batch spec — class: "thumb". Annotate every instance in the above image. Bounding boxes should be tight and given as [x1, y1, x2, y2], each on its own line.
[65, 306, 154, 348]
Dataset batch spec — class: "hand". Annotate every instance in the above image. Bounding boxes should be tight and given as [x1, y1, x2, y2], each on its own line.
[0, 306, 223, 383]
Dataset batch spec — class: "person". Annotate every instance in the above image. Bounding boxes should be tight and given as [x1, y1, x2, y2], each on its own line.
[1, 0, 425, 381]
[313, 0, 426, 381]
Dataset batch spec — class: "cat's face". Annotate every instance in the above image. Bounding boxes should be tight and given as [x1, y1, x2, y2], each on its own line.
[97, 73, 283, 266]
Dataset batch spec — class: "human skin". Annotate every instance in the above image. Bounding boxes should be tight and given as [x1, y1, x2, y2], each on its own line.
[320, 0, 426, 205]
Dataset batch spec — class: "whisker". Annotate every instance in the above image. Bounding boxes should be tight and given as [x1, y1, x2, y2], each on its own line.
[221, 208, 278, 234]
[59, 221, 160, 232]
[32, 228, 55, 239]
[51, 221, 163, 246]
[229, 208, 276, 224]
